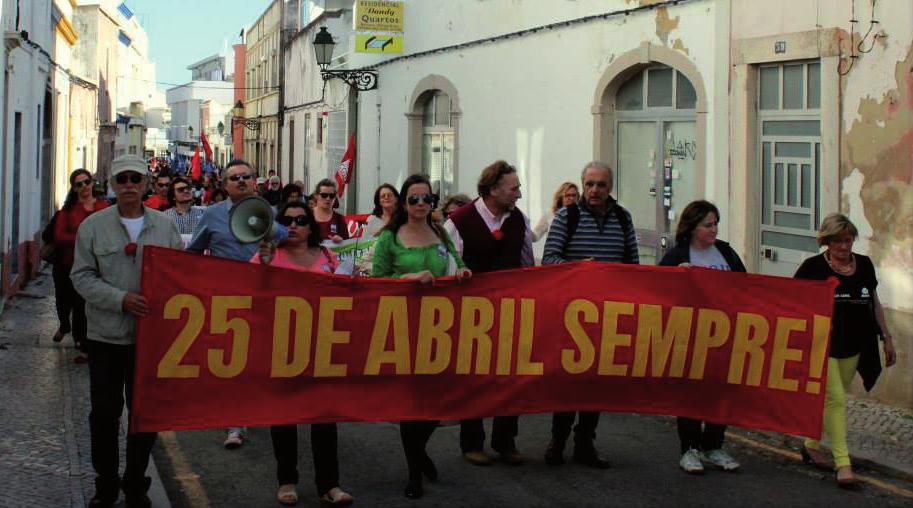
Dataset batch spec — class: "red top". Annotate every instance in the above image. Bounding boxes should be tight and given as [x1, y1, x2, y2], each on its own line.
[316, 212, 349, 241]
[54, 199, 110, 266]
[144, 194, 170, 211]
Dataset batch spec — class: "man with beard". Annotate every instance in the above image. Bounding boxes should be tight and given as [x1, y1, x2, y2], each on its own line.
[443, 160, 534, 466]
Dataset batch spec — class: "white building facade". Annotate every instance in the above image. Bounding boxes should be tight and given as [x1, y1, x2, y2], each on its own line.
[165, 81, 234, 157]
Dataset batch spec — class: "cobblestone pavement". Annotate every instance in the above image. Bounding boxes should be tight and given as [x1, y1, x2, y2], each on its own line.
[0, 269, 168, 508]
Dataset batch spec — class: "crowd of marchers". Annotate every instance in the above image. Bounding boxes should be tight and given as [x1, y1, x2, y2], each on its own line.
[44, 154, 897, 507]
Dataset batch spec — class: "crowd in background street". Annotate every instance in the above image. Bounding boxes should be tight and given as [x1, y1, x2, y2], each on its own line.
[39, 154, 898, 507]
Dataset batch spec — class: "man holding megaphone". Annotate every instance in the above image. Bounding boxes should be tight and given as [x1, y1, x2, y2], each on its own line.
[186, 159, 288, 449]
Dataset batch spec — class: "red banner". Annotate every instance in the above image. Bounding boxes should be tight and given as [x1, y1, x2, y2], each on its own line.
[132, 247, 836, 436]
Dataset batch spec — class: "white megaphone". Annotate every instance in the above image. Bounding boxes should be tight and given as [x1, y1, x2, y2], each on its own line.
[229, 196, 275, 244]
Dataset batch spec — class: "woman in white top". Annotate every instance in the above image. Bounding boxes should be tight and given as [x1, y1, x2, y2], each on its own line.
[532, 182, 579, 242]
[364, 183, 399, 237]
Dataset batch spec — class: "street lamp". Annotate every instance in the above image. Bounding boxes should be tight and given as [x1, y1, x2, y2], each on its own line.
[313, 27, 378, 91]
[231, 100, 261, 131]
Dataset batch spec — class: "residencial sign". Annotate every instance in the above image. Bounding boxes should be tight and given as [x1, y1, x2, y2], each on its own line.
[355, 0, 404, 32]
[355, 34, 404, 54]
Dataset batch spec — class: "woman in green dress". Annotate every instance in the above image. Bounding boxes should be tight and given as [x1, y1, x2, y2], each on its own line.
[372, 174, 471, 499]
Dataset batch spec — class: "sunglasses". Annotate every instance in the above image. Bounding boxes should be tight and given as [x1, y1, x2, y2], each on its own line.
[115, 173, 144, 185]
[407, 194, 435, 206]
[73, 179, 92, 189]
[319, 192, 336, 199]
[174, 186, 191, 194]
[277, 215, 311, 227]
[228, 173, 255, 182]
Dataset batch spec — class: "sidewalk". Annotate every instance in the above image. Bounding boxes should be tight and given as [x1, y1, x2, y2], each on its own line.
[0, 268, 169, 508]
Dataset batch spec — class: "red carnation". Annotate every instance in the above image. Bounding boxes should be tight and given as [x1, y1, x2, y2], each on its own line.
[124, 243, 138, 256]
[491, 229, 504, 241]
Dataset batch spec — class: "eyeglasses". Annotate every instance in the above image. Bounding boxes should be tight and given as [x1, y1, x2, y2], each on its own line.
[319, 192, 336, 199]
[407, 194, 435, 206]
[277, 215, 310, 227]
[227, 173, 255, 182]
[115, 173, 144, 185]
[156, 182, 170, 188]
[73, 179, 92, 189]
[174, 186, 191, 194]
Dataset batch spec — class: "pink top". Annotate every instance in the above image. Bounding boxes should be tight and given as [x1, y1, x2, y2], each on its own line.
[250, 246, 338, 274]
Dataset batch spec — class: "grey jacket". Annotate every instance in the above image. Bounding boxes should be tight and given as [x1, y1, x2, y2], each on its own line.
[71, 206, 183, 345]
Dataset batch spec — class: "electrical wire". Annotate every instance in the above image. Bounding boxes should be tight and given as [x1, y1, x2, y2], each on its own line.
[857, 0, 880, 54]
[21, 37, 98, 91]
[837, 0, 858, 76]
[116, 75, 280, 91]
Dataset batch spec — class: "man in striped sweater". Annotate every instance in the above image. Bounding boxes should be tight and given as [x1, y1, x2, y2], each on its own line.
[541, 161, 639, 469]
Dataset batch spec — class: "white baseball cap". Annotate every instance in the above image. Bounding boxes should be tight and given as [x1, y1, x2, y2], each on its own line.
[110, 154, 149, 177]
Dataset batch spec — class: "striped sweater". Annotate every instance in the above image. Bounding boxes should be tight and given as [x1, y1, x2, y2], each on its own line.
[542, 200, 639, 265]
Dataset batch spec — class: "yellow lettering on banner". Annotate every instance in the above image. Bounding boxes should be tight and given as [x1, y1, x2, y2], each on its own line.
[562, 299, 597, 374]
[727, 312, 769, 386]
[270, 297, 313, 378]
[158, 294, 204, 378]
[688, 309, 731, 380]
[414, 297, 453, 375]
[516, 299, 543, 375]
[768, 317, 805, 392]
[632, 305, 692, 377]
[365, 296, 411, 375]
[207, 296, 252, 378]
[496, 298, 515, 375]
[314, 297, 352, 377]
[456, 297, 494, 374]
[598, 301, 635, 376]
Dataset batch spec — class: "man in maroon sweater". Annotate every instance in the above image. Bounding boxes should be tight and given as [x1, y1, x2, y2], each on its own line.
[443, 160, 534, 466]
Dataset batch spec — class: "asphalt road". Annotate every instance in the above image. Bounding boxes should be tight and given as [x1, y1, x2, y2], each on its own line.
[152, 413, 913, 508]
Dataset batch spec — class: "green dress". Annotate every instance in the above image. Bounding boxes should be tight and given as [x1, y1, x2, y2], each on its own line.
[371, 229, 465, 278]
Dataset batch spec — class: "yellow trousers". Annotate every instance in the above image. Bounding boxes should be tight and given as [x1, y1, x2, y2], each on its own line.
[804, 355, 859, 468]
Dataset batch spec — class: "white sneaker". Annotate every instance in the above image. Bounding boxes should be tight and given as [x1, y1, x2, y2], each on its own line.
[679, 449, 704, 474]
[223, 431, 244, 449]
[701, 449, 740, 471]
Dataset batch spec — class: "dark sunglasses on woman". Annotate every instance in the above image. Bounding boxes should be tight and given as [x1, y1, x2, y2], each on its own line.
[115, 173, 144, 184]
[73, 179, 92, 188]
[277, 215, 311, 227]
[407, 194, 435, 206]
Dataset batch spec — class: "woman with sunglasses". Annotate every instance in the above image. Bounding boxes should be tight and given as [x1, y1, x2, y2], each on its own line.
[252, 202, 353, 506]
[312, 178, 349, 242]
[372, 175, 472, 499]
[51, 169, 109, 361]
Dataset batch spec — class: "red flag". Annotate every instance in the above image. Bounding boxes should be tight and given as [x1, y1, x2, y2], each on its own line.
[191, 145, 201, 180]
[200, 132, 213, 162]
[335, 132, 355, 196]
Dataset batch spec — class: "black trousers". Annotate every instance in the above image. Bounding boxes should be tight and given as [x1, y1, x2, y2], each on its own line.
[459, 416, 519, 453]
[400, 421, 437, 480]
[53, 262, 88, 353]
[551, 411, 600, 444]
[86, 339, 156, 497]
[677, 417, 727, 454]
[270, 423, 339, 496]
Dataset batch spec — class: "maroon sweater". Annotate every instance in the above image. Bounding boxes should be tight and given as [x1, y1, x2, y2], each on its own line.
[448, 199, 526, 273]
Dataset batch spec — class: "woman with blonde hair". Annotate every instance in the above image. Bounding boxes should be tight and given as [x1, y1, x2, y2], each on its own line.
[794, 213, 897, 486]
[532, 182, 579, 242]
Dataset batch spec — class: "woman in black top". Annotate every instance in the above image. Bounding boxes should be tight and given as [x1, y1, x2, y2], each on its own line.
[794, 213, 896, 486]
[659, 201, 744, 474]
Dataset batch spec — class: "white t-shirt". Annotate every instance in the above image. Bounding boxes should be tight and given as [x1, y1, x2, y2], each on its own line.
[120, 216, 145, 242]
[689, 244, 730, 271]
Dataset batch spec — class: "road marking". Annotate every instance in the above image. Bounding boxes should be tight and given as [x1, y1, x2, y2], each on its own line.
[159, 431, 211, 508]
[728, 433, 913, 499]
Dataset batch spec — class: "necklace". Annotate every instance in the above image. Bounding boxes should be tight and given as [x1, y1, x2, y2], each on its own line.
[824, 252, 855, 275]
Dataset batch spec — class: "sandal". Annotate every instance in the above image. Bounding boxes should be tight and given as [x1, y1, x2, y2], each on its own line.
[319, 487, 354, 506]
[73, 353, 89, 364]
[52, 329, 65, 343]
[800, 445, 831, 470]
[277, 484, 298, 506]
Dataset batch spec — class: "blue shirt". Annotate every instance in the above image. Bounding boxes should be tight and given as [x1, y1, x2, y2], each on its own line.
[186, 199, 288, 261]
[542, 200, 639, 265]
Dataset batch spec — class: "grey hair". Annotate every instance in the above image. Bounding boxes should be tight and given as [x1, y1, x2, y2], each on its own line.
[580, 161, 614, 191]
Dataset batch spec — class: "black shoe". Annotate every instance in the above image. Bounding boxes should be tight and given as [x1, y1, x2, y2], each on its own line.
[545, 438, 566, 466]
[404, 479, 424, 499]
[124, 493, 151, 508]
[88, 494, 117, 508]
[573, 445, 611, 469]
[421, 453, 438, 482]
[89, 477, 119, 507]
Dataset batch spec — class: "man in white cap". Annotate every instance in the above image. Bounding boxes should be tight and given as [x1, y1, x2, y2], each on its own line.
[71, 154, 183, 508]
